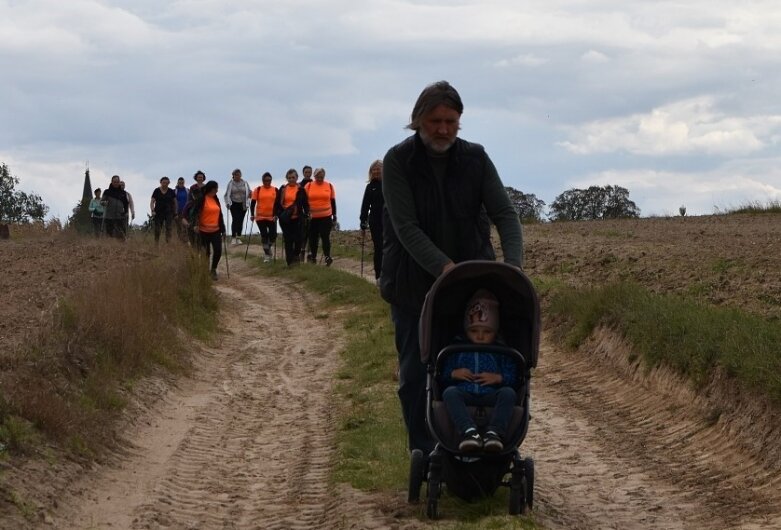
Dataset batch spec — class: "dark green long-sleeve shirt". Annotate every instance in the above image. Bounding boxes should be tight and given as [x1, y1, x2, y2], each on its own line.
[383, 136, 523, 277]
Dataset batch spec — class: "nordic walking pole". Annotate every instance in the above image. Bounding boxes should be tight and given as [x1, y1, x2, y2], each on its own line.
[244, 217, 254, 260]
[360, 228, 366, 278]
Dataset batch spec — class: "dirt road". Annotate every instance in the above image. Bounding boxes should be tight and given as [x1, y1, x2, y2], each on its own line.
[43, 253, 781, 529]
[52, 258, 415, 530]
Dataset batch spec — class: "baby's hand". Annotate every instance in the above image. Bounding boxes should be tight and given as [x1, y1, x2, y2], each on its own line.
[451, 368, 474, 382]
[474, 372, 503, 386]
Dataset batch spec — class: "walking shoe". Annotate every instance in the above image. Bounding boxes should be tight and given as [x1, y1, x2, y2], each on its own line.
[210, 269, 218, 280]
[458, 429, 483, 452]
[263, 255, 271, 263]
[324, 256, 333, 266]
[483, 431, 504, 453]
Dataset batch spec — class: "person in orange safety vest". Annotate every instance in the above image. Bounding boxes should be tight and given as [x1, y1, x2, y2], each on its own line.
[250, 172, 278, 262]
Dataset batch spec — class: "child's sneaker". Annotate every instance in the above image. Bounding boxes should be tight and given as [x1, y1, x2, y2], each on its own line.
[483, 431, 504, 453]
[458, 429, 483, 452]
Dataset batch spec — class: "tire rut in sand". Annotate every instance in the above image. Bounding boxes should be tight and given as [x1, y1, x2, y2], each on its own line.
[526, 329, 781, 529]
[130, 270, 343, 529]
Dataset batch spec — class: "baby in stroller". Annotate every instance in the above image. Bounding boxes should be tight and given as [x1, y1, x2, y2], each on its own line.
[441, 289, 517, 453]
[409, 261, 538, 518]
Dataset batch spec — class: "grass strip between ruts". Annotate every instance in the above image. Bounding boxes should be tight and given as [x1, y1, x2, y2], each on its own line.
[256, 259, 538, 528]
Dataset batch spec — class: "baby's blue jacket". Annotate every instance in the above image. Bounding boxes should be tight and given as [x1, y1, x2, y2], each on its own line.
[441, 339, 517, 395]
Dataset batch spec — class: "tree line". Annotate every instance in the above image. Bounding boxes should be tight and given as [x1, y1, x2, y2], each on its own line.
[505, 184, 640, 223]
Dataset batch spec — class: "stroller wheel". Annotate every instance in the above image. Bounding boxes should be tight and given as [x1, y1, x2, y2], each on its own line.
[408, 449, 425, 503]
[524, 457, 535, 510]
[508, 473, 526, 515]
[426, 478, 440, 520]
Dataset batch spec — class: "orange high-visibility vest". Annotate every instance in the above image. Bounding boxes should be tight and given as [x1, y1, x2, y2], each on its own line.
[252, 185, 277, 221]
[199, 196, 221, 233]
[305, 181, 334, 219]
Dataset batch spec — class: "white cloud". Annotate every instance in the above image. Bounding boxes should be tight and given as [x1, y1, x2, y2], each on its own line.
[494, 53, 548, 68]
[581, 50, 609, 63]
[559, 97, 781, 156]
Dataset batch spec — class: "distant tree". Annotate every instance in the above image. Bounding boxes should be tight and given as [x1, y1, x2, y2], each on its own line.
[0, 163, 49, 224]
[549, 185, 640, 221]
[504, 186, 546, 223]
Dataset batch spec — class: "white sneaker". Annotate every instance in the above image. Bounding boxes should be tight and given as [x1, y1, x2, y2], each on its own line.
[263, 256, 270, 263]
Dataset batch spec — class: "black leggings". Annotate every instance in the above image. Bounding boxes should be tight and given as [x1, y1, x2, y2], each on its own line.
[256, 220, 278, 255]
[308, 217, 332, 261]
[280, 219, 302, 265]
[199, 231, 223, 271]
[153, 212, 174, 243]
[369, 221, 383, 279]
[229, 202, 246, 237]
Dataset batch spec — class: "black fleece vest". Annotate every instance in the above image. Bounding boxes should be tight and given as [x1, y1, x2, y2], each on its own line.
[380, 134, 495, 314]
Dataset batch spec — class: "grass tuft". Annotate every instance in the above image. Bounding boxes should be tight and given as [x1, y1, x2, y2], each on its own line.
[0, 245, 219, 455]
[549, 282, 781, 401]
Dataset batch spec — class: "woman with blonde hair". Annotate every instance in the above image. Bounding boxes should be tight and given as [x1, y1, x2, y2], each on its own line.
[359, 160, 384, 281]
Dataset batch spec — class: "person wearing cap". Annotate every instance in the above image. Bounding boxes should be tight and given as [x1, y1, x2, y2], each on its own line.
[224, 168, 251, 245]
[381, 80, 523, 455]
[440, 289, 517, 453]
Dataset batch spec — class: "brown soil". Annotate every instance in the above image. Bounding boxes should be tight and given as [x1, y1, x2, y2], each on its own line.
[1, 214, 781, 529]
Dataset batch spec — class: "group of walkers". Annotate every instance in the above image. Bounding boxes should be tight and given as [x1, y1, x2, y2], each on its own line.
[86, 162, 388, 282]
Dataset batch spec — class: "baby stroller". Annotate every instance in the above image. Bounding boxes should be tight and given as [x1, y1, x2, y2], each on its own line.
[407, 260, 540, 519]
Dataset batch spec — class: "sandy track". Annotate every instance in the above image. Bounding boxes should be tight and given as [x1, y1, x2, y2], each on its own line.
[526, 330, 781, 530]
[55, 258, 412, 530]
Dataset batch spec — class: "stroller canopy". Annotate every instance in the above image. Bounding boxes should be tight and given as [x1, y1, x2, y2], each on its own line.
[418, 261, 540, 367]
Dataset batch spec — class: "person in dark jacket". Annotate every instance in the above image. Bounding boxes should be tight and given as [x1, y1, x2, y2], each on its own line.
[276, 169, 309, 266]
[381, 80, 523, 455]
[359, 159, 384, 281]
[102, 175, 129, 240]
[150, 176, 177, 244]
[441, 289, 516, 453]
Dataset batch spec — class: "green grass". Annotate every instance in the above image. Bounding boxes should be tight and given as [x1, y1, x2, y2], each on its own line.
[725, 200, 781, 214]
[549, 282, 781, 401]
[251, 260, 540, 528]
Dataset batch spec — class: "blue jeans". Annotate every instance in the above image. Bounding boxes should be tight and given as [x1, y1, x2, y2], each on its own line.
[442, 386, 517, 439]
[391, 305, 434, 454]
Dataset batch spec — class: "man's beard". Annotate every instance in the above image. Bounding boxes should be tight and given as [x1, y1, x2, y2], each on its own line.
[420, 130, 454, 154]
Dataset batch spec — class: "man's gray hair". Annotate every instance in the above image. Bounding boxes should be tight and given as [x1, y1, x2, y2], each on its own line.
[406, 80, 463, 131]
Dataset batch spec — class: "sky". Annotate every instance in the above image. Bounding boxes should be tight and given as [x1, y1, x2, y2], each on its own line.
[2, 0, 780, 228]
